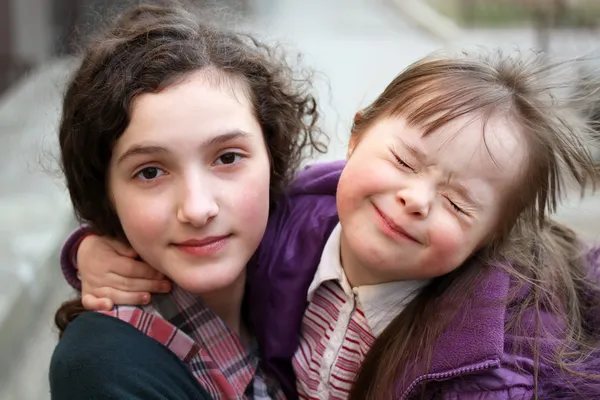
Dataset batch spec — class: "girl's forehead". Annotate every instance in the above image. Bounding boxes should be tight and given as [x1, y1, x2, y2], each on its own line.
[392, 114, 526, 180]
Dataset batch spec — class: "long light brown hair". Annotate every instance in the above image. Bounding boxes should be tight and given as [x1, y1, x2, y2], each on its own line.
[349, 49, 600, 399]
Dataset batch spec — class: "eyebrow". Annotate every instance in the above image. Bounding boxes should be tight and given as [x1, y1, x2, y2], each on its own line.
[116, 130, 251, 165]
[452, 180, 482, 210]
[395, 136, 427, 163]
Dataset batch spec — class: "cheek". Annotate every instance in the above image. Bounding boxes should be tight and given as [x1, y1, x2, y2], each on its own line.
[336, 167, 359, 221]
[423, 218, 473, 276]
[337, 157, 384, 219]
[230, 158, 271, 235]
[235, 177, 269, 224]
[112, 185, 170, 249]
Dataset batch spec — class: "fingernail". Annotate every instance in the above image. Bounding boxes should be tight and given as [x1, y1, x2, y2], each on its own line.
[142, 294, 150, 304]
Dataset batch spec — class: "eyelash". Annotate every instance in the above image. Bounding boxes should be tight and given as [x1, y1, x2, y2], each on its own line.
[445, 197, 464, 214]
[134, 166, 166, 182]
[132, 151, 245, 180]
[213, 151, 245, 166]
[390, 150, 414, 171]
[390, 148, 469, 215]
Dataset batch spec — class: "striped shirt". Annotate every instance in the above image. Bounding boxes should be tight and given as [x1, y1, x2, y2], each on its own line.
[293, 224, 426, 399]
[101, 285, 285, 400]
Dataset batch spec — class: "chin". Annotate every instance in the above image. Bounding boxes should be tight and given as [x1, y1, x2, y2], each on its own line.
[171, 265, 246, 295]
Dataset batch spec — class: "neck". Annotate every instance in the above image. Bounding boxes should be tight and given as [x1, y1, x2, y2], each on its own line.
[198, 271, 247, 338]
[340, 230, 387, 287]
[340, 233, 365, 287]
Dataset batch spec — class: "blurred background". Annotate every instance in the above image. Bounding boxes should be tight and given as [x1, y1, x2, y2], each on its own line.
[0, 0, 599, 399]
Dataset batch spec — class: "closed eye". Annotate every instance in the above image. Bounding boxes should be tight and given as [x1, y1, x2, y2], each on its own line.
[445, 197, 465, 214]
[391, 150, 414, 171]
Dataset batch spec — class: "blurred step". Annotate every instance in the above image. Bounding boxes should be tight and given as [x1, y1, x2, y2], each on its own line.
[0, 58, 78, 391]
[0, 278, 72, 400]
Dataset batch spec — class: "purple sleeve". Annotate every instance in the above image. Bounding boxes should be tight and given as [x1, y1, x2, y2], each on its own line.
[585, 246, 600, 327]
[60, 226, 92, 291]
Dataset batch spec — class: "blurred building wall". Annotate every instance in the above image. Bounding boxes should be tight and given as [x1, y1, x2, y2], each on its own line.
[0, 0, 249, 95]
[0, 0, 144, 95]
[0, 0, 63, 95]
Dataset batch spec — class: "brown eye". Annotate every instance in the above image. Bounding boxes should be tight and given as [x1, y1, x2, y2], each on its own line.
[136, 167, 165, 181]
[215, 152, 243, 165]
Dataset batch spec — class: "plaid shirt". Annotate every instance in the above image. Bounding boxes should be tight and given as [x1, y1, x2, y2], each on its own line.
[100, 286, 285, 399]
[61, 228, 285, 398]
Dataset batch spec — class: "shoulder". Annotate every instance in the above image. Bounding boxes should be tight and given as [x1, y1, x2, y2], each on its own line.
[287, 160, 345, 197]
[587, 246, 600, 278]
[428, 366, 534, 399]
[279, 160, 343, 221]
[266, 161, 342, 241]
[253, 161, 341, 265]
[50, 312, 210, 399]
[431, 360, 600, 399]
[500, 246, 600, 398]
[256, 161, 341, 264]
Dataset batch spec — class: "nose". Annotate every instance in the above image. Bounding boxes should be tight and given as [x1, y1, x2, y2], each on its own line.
[396, 182, 433, 218]
[176, 174, 219, 227]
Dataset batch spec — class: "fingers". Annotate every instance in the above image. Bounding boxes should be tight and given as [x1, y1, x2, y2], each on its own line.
[111, 274, 172, 293]
[92, 287, 152, 307]
[120, 258, 166, 280]
[82, 294, 114, 311]
[104, 237, 139, 258]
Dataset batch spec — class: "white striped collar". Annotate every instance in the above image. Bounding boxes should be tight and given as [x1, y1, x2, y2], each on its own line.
[306, 223, 428, 336]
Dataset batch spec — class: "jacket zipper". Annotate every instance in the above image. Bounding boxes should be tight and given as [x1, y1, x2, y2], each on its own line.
[400, 358, 501, 400]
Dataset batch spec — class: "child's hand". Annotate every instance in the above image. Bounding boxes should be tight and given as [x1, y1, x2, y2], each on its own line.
[77, 235, 171, 311]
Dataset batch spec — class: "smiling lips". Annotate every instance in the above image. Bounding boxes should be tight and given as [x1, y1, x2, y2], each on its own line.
[173, 235, 231, 256]
[373, 204, 422, 244]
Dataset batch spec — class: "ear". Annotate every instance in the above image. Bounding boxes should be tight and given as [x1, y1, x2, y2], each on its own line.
[347, 133, 359, 159]
[348, 111, 363, 158]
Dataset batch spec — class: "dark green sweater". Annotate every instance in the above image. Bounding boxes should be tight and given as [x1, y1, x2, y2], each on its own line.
[49, 312, 212, 399]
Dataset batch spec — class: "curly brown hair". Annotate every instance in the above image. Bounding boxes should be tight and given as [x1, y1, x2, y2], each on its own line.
[55, 2, 326, 335]
[60, 2, 326, 240]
